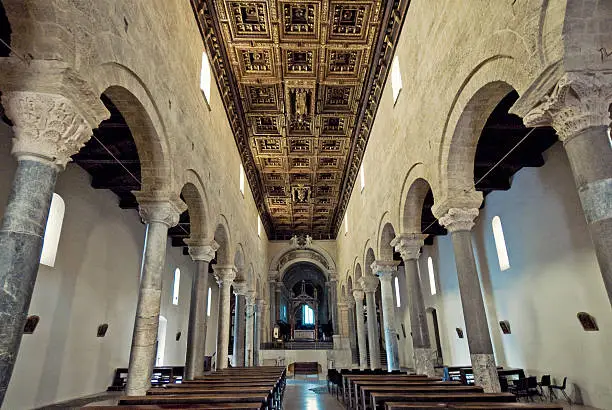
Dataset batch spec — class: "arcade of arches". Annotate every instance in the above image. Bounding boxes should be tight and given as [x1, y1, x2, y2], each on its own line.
[0, 0, 611, 409]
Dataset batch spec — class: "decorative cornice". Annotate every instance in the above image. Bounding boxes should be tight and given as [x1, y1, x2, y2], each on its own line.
[1, 91, 93, 169]
[359, 274, 379, 293]
[370, 260, 399, 280]
[522, 71, 612, 142]
[391, 233, 427, 261]
[438, 208, 479, 233]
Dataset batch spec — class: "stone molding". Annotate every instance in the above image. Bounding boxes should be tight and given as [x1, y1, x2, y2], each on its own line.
[438, 207, 479, 232]
[359, 274, 379, 293]
[187, 239, 219, 262]
[391, 233, 427, 261]
[137, 199, 183, 227]
[214, 265, 237, 286]
[522, 71, 612, 142]
[1, 91, 93, 169]
[371, 260, 400, 281]
[352, 289, 365, 303]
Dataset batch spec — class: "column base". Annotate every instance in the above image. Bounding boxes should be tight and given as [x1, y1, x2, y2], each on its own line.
[413, 348, 435, 377]
[470, 353, 501, 393]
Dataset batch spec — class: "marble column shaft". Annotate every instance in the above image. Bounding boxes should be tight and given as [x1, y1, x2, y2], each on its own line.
[269, 280, 277, 338]
[232, 291, 246, 366]
[328, 279, 339, 334]
[522, 72, 612, 306]
[254, 299, 264, 365]
[127, 199, 183, 396]
[184, 241, 218, 380]
[244, 291, 256, 366]
[439, 208, 500, 393]
[392, 233, 435, 377]
[0, 91, 96, 405]
[214, 266, 237, 369]
[360, 275, 380, 369]
[353, 289, 368, 369]
[372, 261, 401, 372]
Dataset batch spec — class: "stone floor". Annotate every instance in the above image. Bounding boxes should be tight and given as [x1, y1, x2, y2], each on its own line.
[37, 380, 602, 409]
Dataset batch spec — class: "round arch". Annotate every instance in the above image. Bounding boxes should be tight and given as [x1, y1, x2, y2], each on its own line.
[398, 163, 436, 233]
[213, 216, 232, 265]
[364, 248, 376, 277]
[180, 169, 211, 243]
[377, 216, 396, 261]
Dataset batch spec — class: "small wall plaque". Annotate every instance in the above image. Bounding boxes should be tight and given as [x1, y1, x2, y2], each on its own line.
[577, 312, 599, 331]
[499, 320, 511, 334]
[455, 327, 464, 339]
[176, 331, 182, 341]
[24, 316, 40, 334]
[97, 323, 109, 337]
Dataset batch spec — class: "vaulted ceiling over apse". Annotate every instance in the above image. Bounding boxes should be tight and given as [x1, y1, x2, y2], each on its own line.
[191, 1, 410, 239]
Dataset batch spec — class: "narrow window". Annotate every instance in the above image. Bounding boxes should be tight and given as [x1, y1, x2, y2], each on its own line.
[172, 268, 180, 305]
[239, 163, 245, 195]
[200, 51, 212, 105]
[360, 164, 365, 192]
[257, 215, 262, 237]
[394, 276, 401, 307]
[40, 193, 65, 267]
[427, 257, 437, 295]
[344, 213, 349, 235]
[492, 216, 510, 271]
[391, 55, 402, 104]
[207, 287, 212, 317]
[303, 305, 314, 325]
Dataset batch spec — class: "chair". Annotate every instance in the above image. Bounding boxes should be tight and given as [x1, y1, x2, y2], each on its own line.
[509, 377, 529, 402]
[526, 376, 541, 401]
[498, 376, 509, 392]
[538, 374, 551, 399]
[550, 376, 571, 404]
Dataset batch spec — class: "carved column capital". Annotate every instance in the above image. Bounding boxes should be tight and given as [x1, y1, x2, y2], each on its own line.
[352, 288, 365, 303]
[359, 274, 379, 293]
[233, 278, 249, 295]
[438, 207, 479, 233]
[371, 260, 399, 282]
[1, 91, 94, 169]
[186, 239, 219, 262]
[213, 265, 237, 286]
[245, 290, 256, 306]
[523, 71, 612, 142]
[391, 233, 427, 261]
[137, 200, 182, 227]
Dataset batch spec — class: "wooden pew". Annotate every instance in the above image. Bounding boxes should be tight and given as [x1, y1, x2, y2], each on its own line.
[370, 392, 516, 410]
[343, 375, 439, 405]
[350, 381, 461, 410]
[86, 404, 264, 409]
[356, 385, 483, 410]
[384, 403, 563, 410]
[118, 393, 269, 408]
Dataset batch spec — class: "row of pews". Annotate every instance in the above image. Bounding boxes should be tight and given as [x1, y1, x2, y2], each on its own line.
[87, 366, 286, 410]
[330, 369, 564, 410]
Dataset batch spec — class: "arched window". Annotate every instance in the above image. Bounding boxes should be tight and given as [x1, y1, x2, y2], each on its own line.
[344, 212, 349, 235]
[207, 287, 212, 317]
[394, 276, 401, 307]
[200, 51, 212, 105]
[391, 55, 402, 104]
[303, 305, 314, 325]
[257, 215, 262, 237]
[239, 163, 245, 195]
[360, 164, 365, 192]
[40, 193, 65, 267]
[427, 256, 437, 295]
[156, 316, 167, 366]
[172, 268, 180, 305]
[492, 216, 510, 271]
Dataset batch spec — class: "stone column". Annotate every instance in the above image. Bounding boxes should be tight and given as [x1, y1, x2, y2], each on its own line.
[359, 274, 380, 369]
[126, 197, 184, 395]
[268, 275, 277, 340]
[244, 290, 256, 366]
[352, 289, 368, 369]
[184, 240, 218, 380]
[213, 265, 237, 369]
[328, 277, 339, 334]
[275, 281, 282, 323]
[262, 300, 270, 344]
[0, 91, 95, 405]
[254, 298, 264, 365]
[391, 233, 435, 377]
[521, 72, 612, 306]
[347, 298, 358, 365]
[338, 298, 349, 336]
[371, 260, 401, 372]
[232, 279, 247, 366]
[438, 208, 500, 393]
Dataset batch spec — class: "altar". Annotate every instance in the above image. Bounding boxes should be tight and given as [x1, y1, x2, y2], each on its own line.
[293, 329, 315, 340]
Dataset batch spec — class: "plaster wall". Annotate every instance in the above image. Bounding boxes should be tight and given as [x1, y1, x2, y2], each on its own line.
[0, 123, 200, 410]
[419, 143, 612, 409]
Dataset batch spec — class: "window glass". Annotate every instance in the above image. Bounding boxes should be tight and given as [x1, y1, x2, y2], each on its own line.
[391, 55, 402, 103]
[492, 216, 510, 271]
[239, 164, 245, 195]
[172, 268, 180, 305]
[303, 305, 314, 325]
[394, 276, 401, 307]
[428, 257, 437, 295]
[200, 51, 212, 104]
[40, 193, 65, 267]
[207, 287, 212, 316]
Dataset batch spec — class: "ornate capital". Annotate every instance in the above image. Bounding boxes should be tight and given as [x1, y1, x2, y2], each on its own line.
[1, 91, 94, 168]
[352, 289, 365, 303]
[438, 208, 479, 232]
[187, 239, 219, 262]
[233, 278, 249, 295]
[213, 265, 237, 286]
[371, 260, 399, 281]
[523, 72, 612, 141]
[391, 233, 427, 261]
[245, 290, 256, 306]
[359, 274, 379, 293]
[137, 200, 182, 227]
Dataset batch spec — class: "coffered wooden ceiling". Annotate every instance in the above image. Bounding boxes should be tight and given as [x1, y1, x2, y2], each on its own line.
[191, 0, 410, 239]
